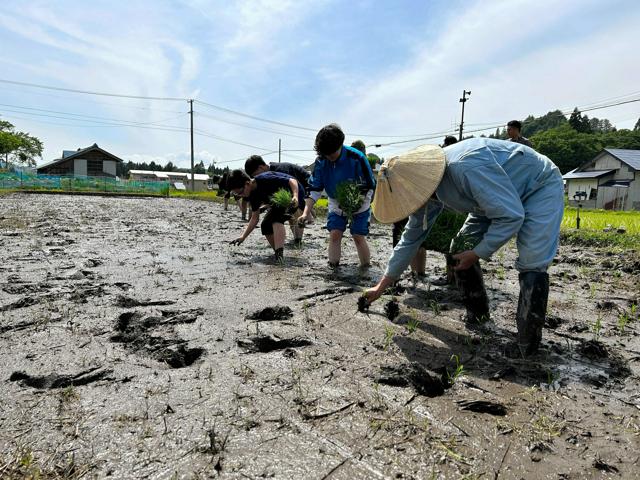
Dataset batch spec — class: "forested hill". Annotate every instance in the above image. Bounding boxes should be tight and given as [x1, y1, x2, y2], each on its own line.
[490, 110, 640, 173]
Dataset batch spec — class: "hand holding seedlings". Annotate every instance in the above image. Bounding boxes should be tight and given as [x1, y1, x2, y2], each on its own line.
[452, 250, 479, 271]
[229, 237, 244, 246]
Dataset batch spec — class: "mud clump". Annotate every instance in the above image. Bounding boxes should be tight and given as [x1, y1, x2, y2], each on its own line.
[357, 296, 370, 313]
[9, 367, 112, 389]
[577, 339, 608, 359]
[384, 299, 400, 321]
[110, 310, 205, 368]
[377, 363, 448, 397]
[237, 335, 312, 353]
[160, 346, 205, 368]
[544, 315, 563, 329]
[246, 306, 293, 321]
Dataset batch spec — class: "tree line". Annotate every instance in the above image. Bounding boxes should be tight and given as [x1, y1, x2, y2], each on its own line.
[489, 110, 640, 173]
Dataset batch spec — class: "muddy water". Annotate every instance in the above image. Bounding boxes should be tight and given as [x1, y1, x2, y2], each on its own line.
[1, 193, 639, 479]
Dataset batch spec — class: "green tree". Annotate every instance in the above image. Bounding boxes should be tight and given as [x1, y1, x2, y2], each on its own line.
[520, 110, 567, 137]
[0, 121, 43, 167]
[634, 118, 640, 131]
[194, 160, 206, 174]
[164, 161, 175, 172]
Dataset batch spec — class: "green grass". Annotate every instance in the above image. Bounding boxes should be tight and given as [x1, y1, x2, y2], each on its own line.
[562, 207, 640, 233]
[561, 207, 640, 249]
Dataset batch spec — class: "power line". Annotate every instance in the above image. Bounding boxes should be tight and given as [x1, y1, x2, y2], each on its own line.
[0, 85, 187, 114]
[0, 78, 187, 102]
[194, 111, 314, 140]
[0, 108, 189, 131]
[194, 99, 317, 132]
[0, 102, 188, 127]
[371, 96, 640, 148]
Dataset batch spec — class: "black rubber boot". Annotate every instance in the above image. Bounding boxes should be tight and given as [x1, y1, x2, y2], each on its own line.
[454, 261, 490, 323]
[515, 272, 549, 356]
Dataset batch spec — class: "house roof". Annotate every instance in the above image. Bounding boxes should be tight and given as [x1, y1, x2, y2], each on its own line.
[38, 143, 124, 170]
[604, 148, 640, 170]
[562, 169, 615, 179]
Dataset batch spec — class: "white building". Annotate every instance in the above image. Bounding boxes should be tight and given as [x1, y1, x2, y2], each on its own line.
[563, 149, 640, 211]
[129, 170, 210, 191]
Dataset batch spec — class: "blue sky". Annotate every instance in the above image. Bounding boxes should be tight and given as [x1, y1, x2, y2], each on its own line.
[1, 0, 639, 169]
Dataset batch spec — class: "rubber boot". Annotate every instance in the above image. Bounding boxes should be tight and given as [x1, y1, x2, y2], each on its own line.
[515, 272, 549, 356]
[454, 261, 490, 323]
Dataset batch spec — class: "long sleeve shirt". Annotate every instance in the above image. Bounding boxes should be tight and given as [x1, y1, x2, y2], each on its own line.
[385, 138, 562, 279]
[307, 146, 376, 215]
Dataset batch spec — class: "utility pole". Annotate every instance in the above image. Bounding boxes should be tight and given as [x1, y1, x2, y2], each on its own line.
[189, 99, 194, 191]
[278, 138, 281, 163]
[458, 90, 471, 141]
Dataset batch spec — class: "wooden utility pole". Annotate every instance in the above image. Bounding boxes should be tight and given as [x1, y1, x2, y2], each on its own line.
[189, 99, 194, 191]
[278, 138, 281, 163]
[458, 90, 471, 141]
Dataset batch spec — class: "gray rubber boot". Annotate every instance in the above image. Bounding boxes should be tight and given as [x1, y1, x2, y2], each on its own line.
[454, 261, 490, 323]
[516, 272, 549, 356]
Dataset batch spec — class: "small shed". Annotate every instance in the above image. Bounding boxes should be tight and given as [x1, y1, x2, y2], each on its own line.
[37, 144, 123, 177]
[563, 149, 640, 210]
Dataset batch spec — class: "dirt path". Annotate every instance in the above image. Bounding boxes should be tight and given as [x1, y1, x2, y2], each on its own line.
[1, 193, 639, 479]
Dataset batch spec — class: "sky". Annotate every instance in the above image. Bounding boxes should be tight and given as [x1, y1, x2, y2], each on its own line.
[1, 0, 639, 169]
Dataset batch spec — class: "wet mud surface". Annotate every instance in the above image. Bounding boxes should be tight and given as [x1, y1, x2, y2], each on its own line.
[1, 193, 640, 478]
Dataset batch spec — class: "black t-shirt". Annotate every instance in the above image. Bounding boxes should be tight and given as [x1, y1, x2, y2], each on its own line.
[269, 162, 310, 188]
[248, 171, 305, 212]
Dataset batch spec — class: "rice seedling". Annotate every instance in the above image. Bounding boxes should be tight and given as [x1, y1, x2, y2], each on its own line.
[447, 354, 465, 384]
[270, 188, 293, 209]
[429, 300, 441, 316]
[383, 325, 395, 351]
[591, 314, 603, 340]
[406, 312, 421, 333]
[335, 181, 363, 221]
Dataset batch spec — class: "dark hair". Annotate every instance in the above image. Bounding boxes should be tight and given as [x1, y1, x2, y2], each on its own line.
[314, 123, 345, 156]
[350, 140, 366, 155]
[507, 120, 522, 130]
[226, 169, 251, 190]
[443, 136, 458, 146]
[244, 155, 267, 177]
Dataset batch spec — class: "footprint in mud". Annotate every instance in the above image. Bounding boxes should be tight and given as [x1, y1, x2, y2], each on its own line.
[577, 339, 609, 359]
[0, 296, 39, 312]
[115, 295, 176, 308]
[9, 367, 113, 389]
[376, 363, 449, 397]
[110, 310, 205, 368]
[246, 306, 293, 321]
[237, 335, 312, 353]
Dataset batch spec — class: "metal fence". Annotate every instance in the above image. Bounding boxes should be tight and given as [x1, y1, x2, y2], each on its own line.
[0, 172, 170, 196]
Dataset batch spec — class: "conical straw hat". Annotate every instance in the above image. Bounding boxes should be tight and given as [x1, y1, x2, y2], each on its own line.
[372, 144, 446, 224]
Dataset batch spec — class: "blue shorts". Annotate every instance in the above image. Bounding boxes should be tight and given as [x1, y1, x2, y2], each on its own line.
[326, 209, 370, 236]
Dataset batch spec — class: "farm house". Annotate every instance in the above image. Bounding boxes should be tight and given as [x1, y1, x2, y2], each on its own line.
[564, 148, 640, 210]
[36, 143, 123, 178]
[128, 170, 210, 191]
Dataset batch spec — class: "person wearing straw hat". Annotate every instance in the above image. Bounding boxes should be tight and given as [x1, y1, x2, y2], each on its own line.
[364, 137, 564, 357]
